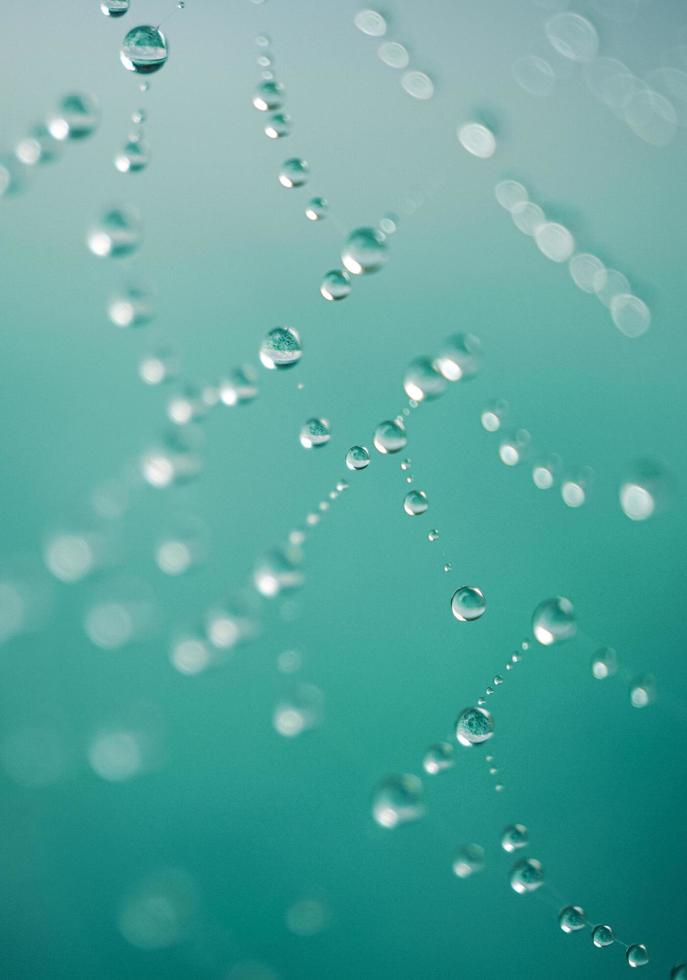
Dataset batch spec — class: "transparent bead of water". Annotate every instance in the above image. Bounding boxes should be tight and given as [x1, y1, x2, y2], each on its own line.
[436, 333, 482, 382]
[455, 706, 494, 746]
[458, 122, 496, 158]
[372, 774, 424, 829]
[15, 124, 60, 166]
[511, 201, 546, 236]
[561, 468, 593, 508]
[254, 546, 303, 598]
[513, 55, 556, 97]
[593, 267, 631, 307]
[629, 674, 656, 708]
[373, 420, 407, 455]
[610, 294, 651, 338]
[499, 429, 530, 466]
[264, 111, 291, 139]
[626, 944, 649, 968]
[278, 158, 309, 189]
[532, 596, 576, 645]
[569, 252, 605, 293]
[305, 197, 328, 221]
[545, 12, 599, 62]
[403, 490, 428, 516]
[101, 0, 129, 15]
[501, 823, 528, 853]
[299, 418, 331, 449]
[47, 93, 100, 141]
[320, 269, 351, 301]
[451, 587, 486, 622]
[378, 41, 409, 69]
[108, 286, 153, 328]
[219, 366, 259, 406]
[354, 9, 387, 37]
[259, 326, 302, 370]
[115, 136, 149, 173]
[494, 179, 528, 212]
[559, 905, 587, 933]
[273, 683, 323, 737]
[342, 227, 388, 275]
[591, 924, 614, 947]
[120, 25, 169, 74]
[138, 346, 178, 386]
[532, 456, 560, 490]
[422, 741, 454, 775]
[428, 529, 439, 542]
[253, 80, 285, 112]
[452, 843, 485, 878]
[167, 386, 206, 426]
[346, 445, 370, 471]
[401, 70, 434, 100]
[591, 647, 617, 679]
[481, 399, 507, 432]
[87, 206, 142, 258]
[510, 858, 544, 894]
[619, 458, 669, 521]
[402, 357, 446, 401]
[535, 222, 575, 262]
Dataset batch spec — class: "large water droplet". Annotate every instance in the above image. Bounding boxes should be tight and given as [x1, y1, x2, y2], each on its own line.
[626, 944, 649, 968]
[532, 596, 576, 645]
[451, 586, 486, 622]
[345, 445, 370, 471]
[373, 419, 407, 454]
[455, 706, 494, 746]
[510, 858, 545, 894]
[101, 0, 129, 16]
[299, 418, 331, 449]
[403, 490, 428, 516]
[559, 905, 587, 933]
[591, 924, 614, 947]
[435, 333, 482, 381]
[259, 326, 302, 370]
[120, 25, 169, 74]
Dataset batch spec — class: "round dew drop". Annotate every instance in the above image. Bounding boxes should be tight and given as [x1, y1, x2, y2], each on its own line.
[510, 858, 545, 894]
[403, 490, 428, 516]
[455, 706, 494, 747]
[120, 26, 168, 74]
[451, 586, 486, 622]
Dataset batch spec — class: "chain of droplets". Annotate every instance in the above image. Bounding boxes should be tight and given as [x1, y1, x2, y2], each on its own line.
[353, 9, 435, 102]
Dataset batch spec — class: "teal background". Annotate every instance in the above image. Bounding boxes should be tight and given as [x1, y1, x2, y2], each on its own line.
[1, 0, 686, 977]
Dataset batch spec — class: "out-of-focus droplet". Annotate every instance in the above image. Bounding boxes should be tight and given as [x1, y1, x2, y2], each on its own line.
[591, 924, 615, 948]
[253, 80, 285, 111]
[260, 326, 302, 370]
[591, 647, 618, 679]
[155, 517, 206, 576]
[115, 135, 150, 173]
[354, 9, 387, 37]
[372, 774, 425, 828]
[625, 88, 677, 146]
[610, 293, 651, 338]
[593, 267, 631, 307]
[44, 531, 102, 583]
[342, 227, 388, 275]
[373, 419, 407, 454]
[305, 196, 328, 221]
[273, 683, 323, 737]
[481, 399, 507, 432]
[401, 70, 434, 100]
[532, 596, 576, 646]
[511, 201, 546, 236]
[254, 546, 303, 598]
[495, 179, 528, 212]
[569, 252, 605, 293]
[108, 286, 153, 327]
[561, 468, 592, 508]
[403, 357, 447, 401]
[501, 823, 528, 853]
[264, 111, 291, 139]
[320, 269, 351, 301]
[619, 459, 669, 521]
[378, 41, 409, 69]
[167, 386, 206, 426]
[220, 366, 259, 406]
[120, 25, 169, 73]
[118, 869, 199, 949]
[458, 122, 496, 158]
[452, 843, 485, 878]
[47, 93, 100, 141]
[403, 490, 428, 516]
[15, 124, 60, 165]
[532, 456, 559, 490]
[101, 0, 129, 16]
[87, 206, 142, 258]
[435, 333, 482, 382]
[510, 857, 545, 894]
[299, 417, 331, 449]
[629, 674, 656, 708]
[455, 706, 494, 746]
[422, 741, 454, 775]
[535, 222, 575, 262]
[499, 429, 530, 466]
[559, 905, 587, 932]
[545, 12, 599, 62]
[278, 158, 309, 188]
[346, 445, 370, 471]
[670, 964, 687, 979]
[513, 55, 556, 96]
[139, 346, 178, 385]
[451, 587, 486, 622]
[286, 896, 330, 937]
[84, 582, 153, 650]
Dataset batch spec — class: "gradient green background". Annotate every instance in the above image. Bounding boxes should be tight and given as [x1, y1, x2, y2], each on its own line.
[1, 0, 686, 977]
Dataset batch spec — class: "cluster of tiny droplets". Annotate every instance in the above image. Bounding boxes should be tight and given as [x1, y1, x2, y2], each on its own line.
[0, 2, 682, 975]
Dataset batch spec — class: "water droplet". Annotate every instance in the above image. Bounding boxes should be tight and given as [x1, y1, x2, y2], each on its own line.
[670, 965, 687, 979]
[15, 124, 60, 166]
[220, 366, 259, 406]
[138, 346, 178, 385]
[259, 326, 302, 370]
[403, 357, 447, 401]
[593, 267, 631, 307]
[114, 135, 150, 173]
[277, 649, 302, 673]
[629, 674, 656, 708]
[422, 741, 454, 774]
[47, 93, 99, 141]
[626, 944, 649, 968]
[342, 227, 388, 275]
[534, 222, 575, 262]
[481, 399, 507, 432]
[264, 111, 291, 139]
[510, 857, 545, 894]
[403, 490, 428, 516]
[254, 546, 303, 598]
[495, 180, 528, 212]
[511, 201, 546, 236]
[378, 41, 409, 69]
[299, 417, 331, 449]
[101, 0, 129, 16]
[619, 459, 669, 521]
[559, 905, 587, 933]
[435, 333, 482, 382]
[545, 12, 599, 62]
[591, 924, 614, 947]
[452, 843, 485, 878]
[610, 294, 651, 338]
[108, 286, 153, 328]
[443, 562, 452, 572]
[561, 469, 592, 508]
[451, 586, 486, 623]
[501, 823, 528, 853]
[428, 529, 439, 542]
[87, 206, 142, 258]
[455, 706, 494, 746]
[373, 419, 407, 455]
[458, 122, 496, 158]
[532, 457, 558, 490]
[354, 9, 387, 37]
[372, 774, 425, 828]
[320, 269, 351, 301]
[346, 445, 370, 470]
[499, 429, 530, 466]
[569, 252, 605, 293]
[625, 88, 677, 146]
[532, 596, 576, 645]
[273, 683, 323, 737]
[253, 80, 285, 112]
[401, 70, 434, 100]
[278, 158, 309, 189]
[513, 55, 556, 96]
[591, 647, 618, 679]
[120, 25, 168, 74]
[305, 196, 328, 221]
[286, 896, 330, 937]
